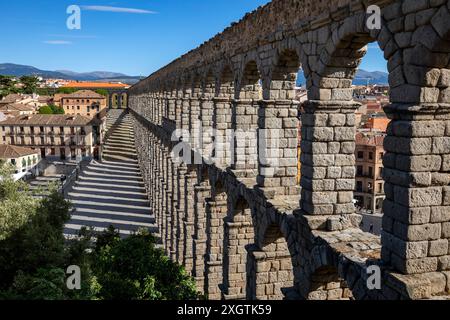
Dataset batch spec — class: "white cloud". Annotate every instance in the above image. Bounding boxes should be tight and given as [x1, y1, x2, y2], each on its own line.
[43, 40, 72, 45]
[81, 6, 157, 14]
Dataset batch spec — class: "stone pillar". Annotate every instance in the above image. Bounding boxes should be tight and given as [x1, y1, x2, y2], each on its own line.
[213, 97, 233, 168]
[231, 99, 258, 177]
[192, 181, 211, 294]
[205, 199, 227, 300]
[257, 99, 299, 197]
[190, 96, 201, 154]
[168, 96, 176, 122]
[382, 104, 450, 276]
[170, 160, 179, 261]
[300, 100, 361, 231]
[183, 167, 197, 274]
[223, 212, 254, 300]
[176, 164, 187, 265]
[200, 97, 214, 162]
[246, 243, 294, 300]
[164, 152, 174, 254]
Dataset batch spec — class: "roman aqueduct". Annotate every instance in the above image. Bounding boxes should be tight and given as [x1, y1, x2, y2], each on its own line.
[128, 0, 450, 299]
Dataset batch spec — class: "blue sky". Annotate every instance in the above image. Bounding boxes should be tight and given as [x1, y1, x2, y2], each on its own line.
[0, 1, 387, 76]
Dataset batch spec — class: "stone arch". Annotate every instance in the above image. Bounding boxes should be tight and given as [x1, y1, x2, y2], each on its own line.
[213, 64, 235, 168]
[217, 64, 235, 97]
[232, 60, 261, 172]
[222, 196, 255, 299]
[247, 223, 295, 300]
[306, 265, 353, 300]
[121, 92, 127, 108]
[238, 60, 263, 100]
[257, 48, 302, 195]
[203, 68, 216, 98]
[268, 49, 301, 100]
[111, 93, 119, 108]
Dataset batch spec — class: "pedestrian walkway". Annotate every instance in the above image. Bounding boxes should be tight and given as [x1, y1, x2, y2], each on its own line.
[64, 111, 157, 239]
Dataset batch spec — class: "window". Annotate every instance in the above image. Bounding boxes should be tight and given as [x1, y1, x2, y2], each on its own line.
[357, 151, 364, 159]
[40, 137, 44, 145]
[379, 152, 384, 161]
[357, 166, 363, 176]
[369, 152, 373, 160]
[77, 106, 80, 110]
[11, 159, 16, 165]
[60, 127, 64, 134]
[40, 126, 44, 133]
[378, 183, 383, 193]
[30, 126, 34, 133]
[368, 166, 373, 178]
[356, 181, 363, 192]
[379, 167, 383, 178]
[20, 126, 24, 132]
[50, 148, 55, 156]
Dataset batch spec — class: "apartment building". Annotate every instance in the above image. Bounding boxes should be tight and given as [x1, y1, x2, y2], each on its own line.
[60, 90, 107, 118]
[354, 131, 386, 214]
[0, 114, 105, 161]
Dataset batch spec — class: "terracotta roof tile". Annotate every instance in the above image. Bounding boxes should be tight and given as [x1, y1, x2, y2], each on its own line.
[0, 145, 38, 159]
[0, 114, 94, 126]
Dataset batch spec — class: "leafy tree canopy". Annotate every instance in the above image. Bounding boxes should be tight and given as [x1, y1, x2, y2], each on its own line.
[38, 104, 65, 115]
[95, 89, 109, 97]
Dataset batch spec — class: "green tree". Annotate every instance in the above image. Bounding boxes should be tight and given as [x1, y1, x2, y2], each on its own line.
[95, 89, 109, 97]
[56, 88, 77, 94]
[38, 105, 53, 114]
[0, 75, 20, 98]
[50, 104, 65, 114]
[91, 227, 200, 300]
[20, 76, 39, 94]
[38, 105, 64, 115]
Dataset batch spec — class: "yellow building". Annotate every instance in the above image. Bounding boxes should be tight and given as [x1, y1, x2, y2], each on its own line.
[354, 131, 386, 214]
[60, 90, 107, 118]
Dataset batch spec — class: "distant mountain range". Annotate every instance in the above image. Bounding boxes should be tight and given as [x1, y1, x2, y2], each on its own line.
[296, 69, 388, 86]
[1, 63, 388, 87]
[0, 63, 142, 84]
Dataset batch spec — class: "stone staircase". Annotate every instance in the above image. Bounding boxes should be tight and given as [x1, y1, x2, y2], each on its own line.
[64, 111, 157, 239]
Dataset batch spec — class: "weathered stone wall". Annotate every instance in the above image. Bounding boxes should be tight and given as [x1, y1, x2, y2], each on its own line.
[128, 0, 450, 300]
